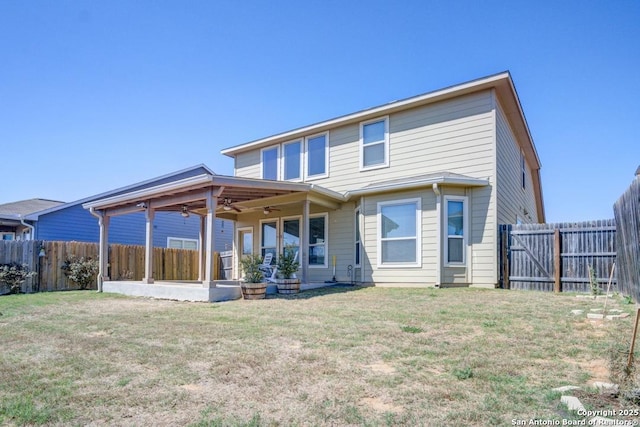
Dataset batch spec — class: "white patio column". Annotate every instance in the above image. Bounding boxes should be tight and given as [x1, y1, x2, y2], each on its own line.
[97, 214, 110, 292]
[301, 199, 310, 284]
[142, 206, 155, 284]
[203, 189, 217, 288]
[198, 215, 206, 281]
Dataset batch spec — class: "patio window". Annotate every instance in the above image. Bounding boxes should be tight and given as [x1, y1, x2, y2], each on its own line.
[377, 198, 421, 267]
[283, 140, 302, 181]
[282, 217, 300, 258]
[305, 133, 328, 179]
[260, 220, 278, 263]
[167, 237, 198, 250]
[308, 214, 327, 267]
[444, 196, 467, 265]
[360, 117, 389, 170]
[261, 146, 279, 180]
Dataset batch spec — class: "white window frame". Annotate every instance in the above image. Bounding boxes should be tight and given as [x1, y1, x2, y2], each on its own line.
[261, 145, 280, 180]
[354, 207, 362, 267]
[281, 139, 303, 182]
[444, 195, 468, 266]
[1, 232, 16, 241]
[304, 132, 329, 180]
[280, 215, 302, 257]
[308, 213, 328, 268]
[259, 219, 279, 261]
[360, 116, 390, 171]
[377, 198, 422, 268]
[167, 237, 199, 250]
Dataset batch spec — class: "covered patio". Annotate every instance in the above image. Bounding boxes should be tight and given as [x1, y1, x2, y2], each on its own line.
[82, 173, 345, 302]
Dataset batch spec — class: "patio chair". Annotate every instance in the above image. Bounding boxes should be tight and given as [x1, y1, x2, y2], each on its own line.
[258, 253, 274, 279]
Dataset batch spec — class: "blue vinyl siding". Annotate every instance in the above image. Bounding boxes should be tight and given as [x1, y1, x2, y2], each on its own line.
[35, 204, 232, 251]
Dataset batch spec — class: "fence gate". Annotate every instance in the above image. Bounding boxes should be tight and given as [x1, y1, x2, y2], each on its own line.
[500, 220, 617, 292]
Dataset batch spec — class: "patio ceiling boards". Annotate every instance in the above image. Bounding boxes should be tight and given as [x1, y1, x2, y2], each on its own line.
[82, 174, 346, 217]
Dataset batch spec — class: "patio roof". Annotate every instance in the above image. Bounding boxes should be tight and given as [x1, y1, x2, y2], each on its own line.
[82, 173, 346, 218]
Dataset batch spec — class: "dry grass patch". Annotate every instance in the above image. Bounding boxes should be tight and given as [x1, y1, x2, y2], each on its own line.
[0, 287, 638, 426]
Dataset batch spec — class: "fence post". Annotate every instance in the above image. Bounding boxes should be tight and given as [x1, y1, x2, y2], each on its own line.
[500, 226, 510, 289]
[554, 229, 562, 293]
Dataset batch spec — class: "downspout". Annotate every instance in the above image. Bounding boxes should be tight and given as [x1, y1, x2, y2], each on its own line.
[19, 215, 35, 240]
[433, 183, 442, 288]
[89, 207, 106, 292]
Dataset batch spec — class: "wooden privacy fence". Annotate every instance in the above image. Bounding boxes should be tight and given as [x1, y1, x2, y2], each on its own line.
[614, 176, 640, 303]
[499, 220, 617, 292]
[0, 240, 225, 294]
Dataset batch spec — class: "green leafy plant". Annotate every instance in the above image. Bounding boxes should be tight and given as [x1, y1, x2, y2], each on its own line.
[0, 263, 36, 294]
[240, 254, 264, 283]
[61, 256, 99, 290]
[400, 325, 423, 333]
[588, 265, 602, 296]
[276, 245, 299, 279]
[453, 366, 474, 380]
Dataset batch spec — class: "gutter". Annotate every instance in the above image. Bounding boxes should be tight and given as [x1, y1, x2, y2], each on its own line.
[18, 215, 35, 240]
[345, 176, 489, 200]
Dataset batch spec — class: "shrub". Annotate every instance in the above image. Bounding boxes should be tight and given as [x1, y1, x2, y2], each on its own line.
[276, 246, 299, 279]
[61, 256, 99, 290]
[240, 254, 264, 283]
[0, 263, 36, 294]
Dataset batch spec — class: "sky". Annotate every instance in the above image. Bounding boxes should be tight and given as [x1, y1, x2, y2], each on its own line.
[1, 0, 638, 222]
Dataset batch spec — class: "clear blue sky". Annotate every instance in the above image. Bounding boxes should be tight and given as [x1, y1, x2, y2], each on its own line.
[1, 1, 638, 222]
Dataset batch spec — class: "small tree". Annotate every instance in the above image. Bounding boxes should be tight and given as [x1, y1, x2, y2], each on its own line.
[62, 256, 99, 290]
[0, 263, 36, 294]
[276, 246, 299, 279]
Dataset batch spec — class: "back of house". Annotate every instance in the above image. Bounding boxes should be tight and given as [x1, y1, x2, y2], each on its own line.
[221, 72, 544, 287]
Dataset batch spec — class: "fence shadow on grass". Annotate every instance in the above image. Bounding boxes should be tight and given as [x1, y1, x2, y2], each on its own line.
[270, 283, 368, 300]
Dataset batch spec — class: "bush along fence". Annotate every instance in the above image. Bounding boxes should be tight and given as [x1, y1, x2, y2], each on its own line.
[0, 240, 226, 294]
[614, 173, 640, 303]
[499, 220, 617, 293]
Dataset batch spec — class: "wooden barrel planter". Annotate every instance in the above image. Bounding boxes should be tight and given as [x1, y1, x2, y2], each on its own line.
[276, 278, 301, 294]
[241, 282, 267, 300]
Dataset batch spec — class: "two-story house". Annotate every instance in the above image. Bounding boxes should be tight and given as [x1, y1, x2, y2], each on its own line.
[220, 71, 544, 288]
[84, 71, 543, 300]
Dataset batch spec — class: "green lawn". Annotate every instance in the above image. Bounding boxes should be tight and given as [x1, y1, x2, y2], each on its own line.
[0, 287, 637, 426]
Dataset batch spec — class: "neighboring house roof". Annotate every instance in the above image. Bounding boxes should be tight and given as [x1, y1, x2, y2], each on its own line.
[0, 198, 64, 217]
[25, 164, 215, 220]
[0, 199, 65, 226]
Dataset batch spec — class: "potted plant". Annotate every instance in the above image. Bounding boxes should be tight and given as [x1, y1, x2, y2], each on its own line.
[240, 254, 267, 299]
[275, 246, 300, 294]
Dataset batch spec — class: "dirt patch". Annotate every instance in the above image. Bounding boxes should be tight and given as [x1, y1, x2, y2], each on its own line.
[366, 361, 396, 374]
[359, 397, 403, 413]
[567, 358, 610, 383]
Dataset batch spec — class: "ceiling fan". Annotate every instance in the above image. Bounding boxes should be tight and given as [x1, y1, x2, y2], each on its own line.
[221, 198, 242, 212]
[262, 206, 281, 215]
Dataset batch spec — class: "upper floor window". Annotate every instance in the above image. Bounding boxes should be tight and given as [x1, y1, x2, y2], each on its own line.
[261, 146, 279, 180]
[361, 117, 389, 170]
[306, 133, 328, 179]
[283, 140, 302, 181]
